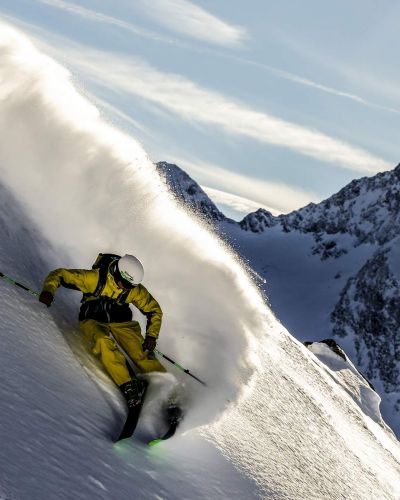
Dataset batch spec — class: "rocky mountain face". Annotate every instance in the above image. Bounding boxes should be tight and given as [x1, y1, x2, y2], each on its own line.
[241, 164, 400, 257]
[242, 164, 400, 239]
[156, 162, 228, 223]
[156, 160, 400, 436]
[241, 165, 400, 412]
[332, 244, 400, 395]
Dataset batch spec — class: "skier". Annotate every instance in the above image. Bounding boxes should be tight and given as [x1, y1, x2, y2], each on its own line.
[39, 254, 167, 412]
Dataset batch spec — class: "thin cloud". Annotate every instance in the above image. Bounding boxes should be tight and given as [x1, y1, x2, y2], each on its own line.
[37, 0, 179, 45]
[57, 46, 391, 174]
[39, 0, 246, 48]
[323, 62, 400, 113]
[202, 186, 280, 217]
[3, 20, 392, 174]
[136, 0, 247, 47]
[174, 157, 320, 214]
[24, 3, 400, 114]
[226, 55, 400, 114]
[88, 95, 151, 136]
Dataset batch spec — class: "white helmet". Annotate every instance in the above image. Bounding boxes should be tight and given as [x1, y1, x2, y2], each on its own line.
[117, 254, 144, 285]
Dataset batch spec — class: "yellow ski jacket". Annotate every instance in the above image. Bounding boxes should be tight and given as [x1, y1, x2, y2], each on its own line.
[42, 268, 162, 338]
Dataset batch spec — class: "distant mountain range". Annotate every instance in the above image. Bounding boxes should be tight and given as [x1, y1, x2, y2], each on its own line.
[156, 160, 400, 437]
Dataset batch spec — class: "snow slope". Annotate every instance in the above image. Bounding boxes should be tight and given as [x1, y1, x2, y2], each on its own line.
[220, 202, 400, 436]
[0, 22, 399, 499]
[156, 162, 400, 437]
[306, 341, 382, 423]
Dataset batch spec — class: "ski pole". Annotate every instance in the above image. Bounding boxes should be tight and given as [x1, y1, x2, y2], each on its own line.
[155, 348, 207, 386]
[0, 271, 39, 297]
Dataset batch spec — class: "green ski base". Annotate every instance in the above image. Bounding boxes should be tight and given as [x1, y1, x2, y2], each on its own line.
[148, 438, 163, 446]
[147, 420, 179, 446]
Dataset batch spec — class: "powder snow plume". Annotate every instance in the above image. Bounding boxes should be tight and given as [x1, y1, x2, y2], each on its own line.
[0, 22, 399, 499]
[0, 21, 271, 422]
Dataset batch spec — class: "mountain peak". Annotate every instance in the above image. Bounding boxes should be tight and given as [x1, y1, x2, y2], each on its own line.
[156, 161, 227, 222]
[239, 208, 275, 232]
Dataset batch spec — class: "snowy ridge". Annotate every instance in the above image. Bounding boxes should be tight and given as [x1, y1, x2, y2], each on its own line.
[239, 164, 400, 242]
[305, 340, 383, 425]
[0, 22, 399, 499]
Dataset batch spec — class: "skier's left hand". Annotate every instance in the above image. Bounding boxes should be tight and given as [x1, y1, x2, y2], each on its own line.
[142, 335, 157, 352]
[39, 290, 54, 307]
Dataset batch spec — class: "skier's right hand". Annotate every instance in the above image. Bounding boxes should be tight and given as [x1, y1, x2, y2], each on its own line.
[142, 335, 157, 353]
[39, 291, 54, 307]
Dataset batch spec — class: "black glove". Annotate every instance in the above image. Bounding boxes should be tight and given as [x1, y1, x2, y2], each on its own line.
[142, 335, 157, 352]
[39, 291, 54, 307]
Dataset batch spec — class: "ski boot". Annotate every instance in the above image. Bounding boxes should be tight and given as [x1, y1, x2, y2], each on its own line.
[117, 379, 148, 441]
[166, 405, 183, 426]
[120, 379, 147, 409]
[147, 394, 184, 445]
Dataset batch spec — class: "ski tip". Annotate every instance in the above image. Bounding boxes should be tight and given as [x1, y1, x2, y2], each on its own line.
[148, 438, 163, 447]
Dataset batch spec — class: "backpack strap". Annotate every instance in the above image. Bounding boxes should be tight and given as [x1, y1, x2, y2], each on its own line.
[94, 260, 132, 304]
[117, 289, 130, 305]
[92, 254, 120, 298]
[93, 264, 108, 297]
[81, 253, 123, 305]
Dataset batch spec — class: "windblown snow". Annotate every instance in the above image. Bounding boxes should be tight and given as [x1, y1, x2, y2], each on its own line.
[0, 22, 399, 499]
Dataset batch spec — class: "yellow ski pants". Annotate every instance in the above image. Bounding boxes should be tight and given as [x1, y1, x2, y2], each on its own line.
[80, 319, 166, 386]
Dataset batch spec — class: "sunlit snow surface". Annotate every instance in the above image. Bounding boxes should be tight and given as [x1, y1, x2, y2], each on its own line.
[0, 22, 399, 499]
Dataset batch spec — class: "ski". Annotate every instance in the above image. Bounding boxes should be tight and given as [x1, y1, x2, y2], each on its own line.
[148, 406, 183, 446]
[116, 382, 148, 441]
[148, 422, 178, 446]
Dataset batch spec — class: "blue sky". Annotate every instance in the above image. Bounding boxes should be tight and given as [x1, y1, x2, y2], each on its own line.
[1, 0, 399, 219]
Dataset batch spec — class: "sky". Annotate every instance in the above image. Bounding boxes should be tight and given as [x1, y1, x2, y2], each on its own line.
[1, 0, 399, 219]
